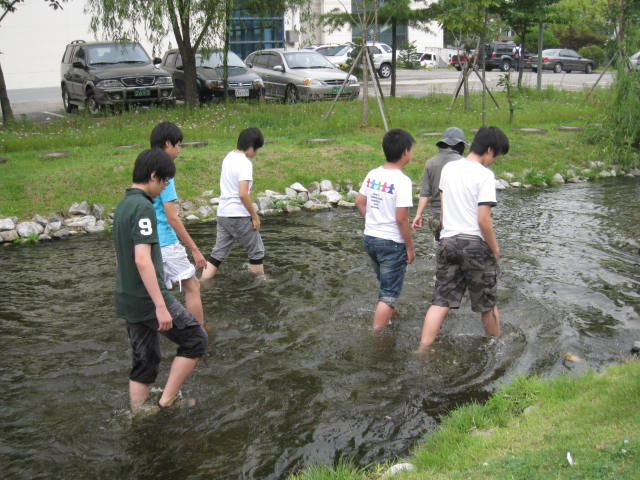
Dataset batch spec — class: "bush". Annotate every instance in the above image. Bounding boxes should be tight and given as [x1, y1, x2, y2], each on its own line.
[398, 41, 421, 69]
[579, 45, 605, 67]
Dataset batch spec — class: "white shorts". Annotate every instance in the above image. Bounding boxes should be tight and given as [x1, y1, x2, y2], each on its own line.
[160, 242, 196, 291]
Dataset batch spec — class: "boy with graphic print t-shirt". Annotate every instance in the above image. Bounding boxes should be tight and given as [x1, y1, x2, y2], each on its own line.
[356, 129, 416, 331]
[113, 149, 207, 414]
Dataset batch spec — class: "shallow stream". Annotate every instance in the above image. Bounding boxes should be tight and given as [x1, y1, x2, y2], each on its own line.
[1, 178, 639, 479]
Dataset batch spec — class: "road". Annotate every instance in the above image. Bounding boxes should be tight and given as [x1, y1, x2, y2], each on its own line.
[5, 69, 613, 122]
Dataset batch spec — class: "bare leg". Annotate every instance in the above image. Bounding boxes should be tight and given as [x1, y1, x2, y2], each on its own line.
[249, 264, 264, 276]
[129, 380, 151, 413]
[481, 306, 500, 337]
[372, 301, 395, 331]
[182, 276, 204, 326]
[418, 305, 450, 351]
[200, 261, 218, 280]
[158, 356, 200, 407]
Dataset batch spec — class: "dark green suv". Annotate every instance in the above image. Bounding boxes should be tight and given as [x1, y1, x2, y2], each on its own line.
[60, 40, 175, 113]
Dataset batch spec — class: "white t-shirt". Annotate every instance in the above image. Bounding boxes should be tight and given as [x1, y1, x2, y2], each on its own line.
[359, 166, 413, 243]
[439, 159, 497, 240]
[217, 150, 253, 217]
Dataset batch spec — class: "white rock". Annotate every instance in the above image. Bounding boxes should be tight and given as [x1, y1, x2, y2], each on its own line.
[551, 173, 565, 184]
[319, 179, 334, 191]
[382, 463, 416, 477]
[201, 190, 215, 197]
[16, 221, 45, 237]
[185, 214, 200, 221]
[264, 189, 282, 197]
[69, 201, 90, 216]
[64, 215, 97, 228]
[495, 178, 510, 190]
[0, 230, 18, 242]
[289, 182, 308, 192]
[285, 187, 297, 198]
[85, 225, 105, 233]
[0, 218, 15, 231]
[510, 181, 522, 188]
[52, 228, 72, 239]
[304, 200, 331, 211]
[209, 197, 220, 205]
[196, 206, 213, 218]
[337, 200, 355, 208]
[297, 192, 309, 202]
[284, 205, 301, 213]
[319, 190, 342, 203]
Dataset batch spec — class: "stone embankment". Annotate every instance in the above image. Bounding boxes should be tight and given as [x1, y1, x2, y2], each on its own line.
[3, 168, 640, 246]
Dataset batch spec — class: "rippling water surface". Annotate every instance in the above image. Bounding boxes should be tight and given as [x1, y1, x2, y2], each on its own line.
[1, 178, 639, 479]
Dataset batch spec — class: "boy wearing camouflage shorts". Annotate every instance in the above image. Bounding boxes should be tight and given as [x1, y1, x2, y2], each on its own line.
[418, 126, 509, 351]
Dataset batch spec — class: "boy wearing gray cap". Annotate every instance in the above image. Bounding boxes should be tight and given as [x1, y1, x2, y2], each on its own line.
[411, 127, 470, 241]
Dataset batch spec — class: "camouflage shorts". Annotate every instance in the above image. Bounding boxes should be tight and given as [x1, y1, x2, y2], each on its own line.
[432, 234, 498, 312]
[425, 213, 442, 241]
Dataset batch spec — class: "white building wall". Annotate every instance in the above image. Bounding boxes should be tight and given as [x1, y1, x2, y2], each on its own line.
[0, 0, 169, 90]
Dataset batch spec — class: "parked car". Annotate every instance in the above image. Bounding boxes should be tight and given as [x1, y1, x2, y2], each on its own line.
[449, 52, 472, 71]
[419, 52, 440, 68]
[482, 42, 519, 71]
[367, 42, 393, 78]
[531, 48, 595, 73]
[244, 48, 359, 103]
[323, 44, 355, 68]
[60, 40, 175, 113]
[161, 49, 264, 101]
[630, 51, 640, 71]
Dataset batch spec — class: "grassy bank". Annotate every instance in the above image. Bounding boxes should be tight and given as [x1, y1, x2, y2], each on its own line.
[0, 87, 619, 220]
[289, 359, 640, 480]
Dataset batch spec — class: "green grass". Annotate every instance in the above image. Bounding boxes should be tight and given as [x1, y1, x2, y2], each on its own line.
[289, 359, 640, 480]
[0, 88, 622, 219]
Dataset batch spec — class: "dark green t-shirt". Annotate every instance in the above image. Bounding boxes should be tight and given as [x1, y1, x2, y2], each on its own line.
[113, 188, 174, 322]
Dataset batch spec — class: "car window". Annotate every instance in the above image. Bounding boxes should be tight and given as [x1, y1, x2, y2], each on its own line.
[87, 43, 150, 65]
[317, 45, 342, 56]
[73, 47, 86, 63]
[164, 52, 178, 68]
[379, 44, 391, 53]
[367, 46, 381, 55]
[197, 51, 245, 68]
[265, 53, 281, 68]
[284, 52, 335, 69]
[250, 53, 267, 67]
[62, 46, 75, 63]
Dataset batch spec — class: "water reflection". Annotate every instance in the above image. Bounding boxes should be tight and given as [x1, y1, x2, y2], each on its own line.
[0, 178, 638, 479]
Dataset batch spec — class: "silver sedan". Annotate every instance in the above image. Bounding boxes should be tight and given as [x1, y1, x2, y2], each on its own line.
[531, 48, 595, 74]
[245, 49, 360, 103]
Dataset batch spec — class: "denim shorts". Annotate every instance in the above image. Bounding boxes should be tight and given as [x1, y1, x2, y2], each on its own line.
[363, 235, 408, 308]
[126, 300, 208, 384]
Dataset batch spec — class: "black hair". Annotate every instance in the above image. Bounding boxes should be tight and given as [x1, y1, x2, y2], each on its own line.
[132, 148, 176, 183]
[237, 127, 264, 151]
[149, 121, 183, 149]
[382, 128, 415, 163]
[470, 126, 510, 157]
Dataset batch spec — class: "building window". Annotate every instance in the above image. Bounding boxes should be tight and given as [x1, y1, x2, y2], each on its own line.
[229, 13, 285, 59]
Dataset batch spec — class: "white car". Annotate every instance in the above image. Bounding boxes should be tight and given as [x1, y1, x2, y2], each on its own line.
[419, 52, 441, 68]
[630, 51, 640, 71]
[323, 42, 393, 78]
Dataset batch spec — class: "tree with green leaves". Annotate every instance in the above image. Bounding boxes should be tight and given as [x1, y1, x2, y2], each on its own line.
[86, 0, 225, 107]
[0, 0, 66, 123]
[497, 0, 559, 88]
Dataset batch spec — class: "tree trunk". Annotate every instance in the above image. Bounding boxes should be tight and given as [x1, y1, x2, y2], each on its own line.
[537, 21, 543, 90]
[179, 44, 200, 107]
[390, 18, 396, 97]
[0, 61, 14, 124]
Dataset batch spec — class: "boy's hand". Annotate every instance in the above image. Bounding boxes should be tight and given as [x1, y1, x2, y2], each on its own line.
[156, 304, 173, 331]
[411, 215, 422, 231]
[406, 247, 416, 264]
[192, 248, 207, 270]
[252, 215, 261, 230]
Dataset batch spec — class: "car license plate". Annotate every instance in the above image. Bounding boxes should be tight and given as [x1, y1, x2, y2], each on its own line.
[235, 89, 249, 97]
[134, 88, 150, 97]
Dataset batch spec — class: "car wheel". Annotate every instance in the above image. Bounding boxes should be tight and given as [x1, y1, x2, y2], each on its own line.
[378, 63, 392, 78]
[585, 63, 593, 74]
[62, 87, 77, 113]
[284, 84, 298, 104]
[501, 60, 512, 72]
[85, 90, 103, 114]
[553, 63, 563, 73]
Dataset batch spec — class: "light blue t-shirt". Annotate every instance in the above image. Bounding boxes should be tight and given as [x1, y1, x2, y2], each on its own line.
[153, 178, 179, 247]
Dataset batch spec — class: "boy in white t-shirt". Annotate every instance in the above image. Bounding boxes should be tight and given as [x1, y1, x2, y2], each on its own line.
[418, 126, 510, 351]
[356, 129, 416, 331]
[201, 127, 265, 280]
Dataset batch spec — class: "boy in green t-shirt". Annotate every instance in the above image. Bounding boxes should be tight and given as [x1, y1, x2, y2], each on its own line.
[113, 148, 207, 413]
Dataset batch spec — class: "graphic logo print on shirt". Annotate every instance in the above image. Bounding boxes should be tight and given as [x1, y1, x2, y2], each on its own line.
[366, 178, 395, 195]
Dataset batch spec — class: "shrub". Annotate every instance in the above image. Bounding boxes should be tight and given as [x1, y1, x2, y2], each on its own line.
[398, 41, 421, 69]
[579, 45, 605, 67]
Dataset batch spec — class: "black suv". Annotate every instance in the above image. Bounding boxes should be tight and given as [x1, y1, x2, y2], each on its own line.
[60, 40, 175, 113]
[482, 42, 518, 72]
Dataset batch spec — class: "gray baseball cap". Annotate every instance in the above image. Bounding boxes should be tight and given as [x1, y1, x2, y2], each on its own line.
[437, 127, 470, 146]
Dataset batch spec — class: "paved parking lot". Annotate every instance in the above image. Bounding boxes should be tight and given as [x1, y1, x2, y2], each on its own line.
[6, 68, 613, 122]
